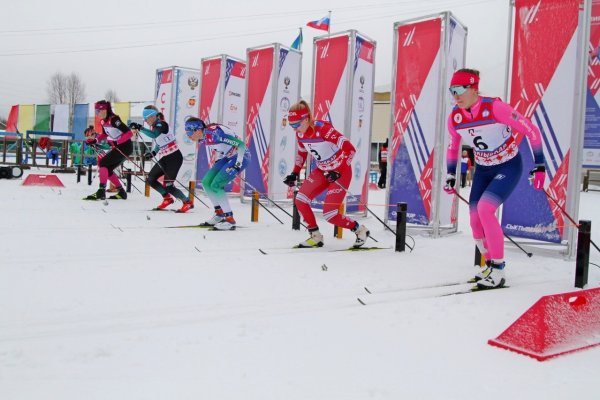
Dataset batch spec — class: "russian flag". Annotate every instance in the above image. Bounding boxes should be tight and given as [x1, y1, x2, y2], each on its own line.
[307, 15, 330, 32]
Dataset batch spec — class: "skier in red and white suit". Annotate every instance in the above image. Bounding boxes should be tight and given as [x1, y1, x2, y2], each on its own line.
[283, 100, 370, 248]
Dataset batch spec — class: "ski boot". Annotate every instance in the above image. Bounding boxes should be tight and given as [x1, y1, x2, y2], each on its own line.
[156, 195, 174, 210]
[298, 228, 324, 248]
[109, 187, 127, 200]
[176, 200, 194, 213]
[352, 223, 370, 248]
[477, 261, 506, 289]
[213, 214, 236, 230]
[84, 187, 106, 201]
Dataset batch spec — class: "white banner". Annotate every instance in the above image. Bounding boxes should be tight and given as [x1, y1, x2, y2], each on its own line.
[222, 57, 246, 133]
[173, 68, 201, 183]
[348, 35, 376, 212]
[52, 104, 70, 133]
[272, 47, 302, 200]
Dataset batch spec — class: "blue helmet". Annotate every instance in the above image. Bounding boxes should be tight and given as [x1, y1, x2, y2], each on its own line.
[185, 118, 206, 137]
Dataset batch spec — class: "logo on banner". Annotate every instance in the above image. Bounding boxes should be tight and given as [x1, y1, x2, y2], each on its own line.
[280, 135, 288, 150]
[278, 159, 287, 176]
[284, 76, 291, 90]
[358, 96, 365, 113]
[354, 161, 361, 178]
[188, 76, 199, 90]
[187, 96, 197, 108]
[280, 97, 290, 111]
[360, 75, 365, 89]
[229, 104, 238, 112]
[228, 91, 241, 98]
[454, 113, 463, 123]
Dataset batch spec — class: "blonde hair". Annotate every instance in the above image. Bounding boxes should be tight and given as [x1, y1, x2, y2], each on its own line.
[289, 100, 314, 125]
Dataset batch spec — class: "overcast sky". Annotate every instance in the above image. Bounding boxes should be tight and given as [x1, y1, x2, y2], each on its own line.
[0, 0, 508, 119]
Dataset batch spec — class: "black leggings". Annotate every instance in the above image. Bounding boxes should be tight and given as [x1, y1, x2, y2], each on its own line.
[99, 140, 133, 177]
[147, 151, 187, 201]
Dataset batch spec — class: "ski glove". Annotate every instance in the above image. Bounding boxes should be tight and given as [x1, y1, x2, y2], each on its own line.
[226, 162, 242, 174]
[144, 151, 156, 161]
[326, 171, 341, 183]
[129, 122, 142, 131]
[529, 165, 546, 190]
[283, 172, 299, 187]
[444, 173, 456, 194]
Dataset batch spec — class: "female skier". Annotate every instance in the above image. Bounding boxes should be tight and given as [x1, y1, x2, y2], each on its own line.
[129, 105, 193, 213]
[283, 100, 369, 248]
[184, 117, 249, 230]
[445, 68, 546, 289]
[84, 100, 132, 201]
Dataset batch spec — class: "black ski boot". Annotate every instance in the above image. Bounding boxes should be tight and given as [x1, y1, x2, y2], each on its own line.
[109, 187, 127, 200]
[84, 187, 106, 201]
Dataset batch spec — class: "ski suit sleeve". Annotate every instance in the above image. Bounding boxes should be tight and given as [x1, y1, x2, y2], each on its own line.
[220, 132, 246, 164]
[138, 121, 168, 140]
[446, 115, 462, 174]
[492, 100, 544, 165]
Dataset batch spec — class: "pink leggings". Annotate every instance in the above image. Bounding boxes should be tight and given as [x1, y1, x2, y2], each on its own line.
[470, 197, 503, 260]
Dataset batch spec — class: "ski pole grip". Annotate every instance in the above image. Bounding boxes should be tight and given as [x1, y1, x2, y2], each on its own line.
[395, 202, 407, 252]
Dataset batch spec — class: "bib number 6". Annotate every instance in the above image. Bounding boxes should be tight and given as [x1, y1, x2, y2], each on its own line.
[473, 136, 488, 150]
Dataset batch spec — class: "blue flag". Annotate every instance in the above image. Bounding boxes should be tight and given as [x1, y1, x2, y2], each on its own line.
[291, 30, 303, 50]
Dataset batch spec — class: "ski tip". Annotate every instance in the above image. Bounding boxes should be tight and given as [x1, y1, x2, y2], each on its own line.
[357, 298, 367, 306]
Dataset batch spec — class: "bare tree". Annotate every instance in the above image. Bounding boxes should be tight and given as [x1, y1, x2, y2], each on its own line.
[46, 72, 68, 104]
[46, 72, 86, 104]
[104, 89, 119, 103]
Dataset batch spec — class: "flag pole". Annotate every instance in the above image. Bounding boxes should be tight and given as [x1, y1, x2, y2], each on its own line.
[328, 10, 332, 35]
[299, 27, 303, 51]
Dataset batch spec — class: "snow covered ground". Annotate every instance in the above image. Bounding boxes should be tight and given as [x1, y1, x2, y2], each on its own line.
[1, 170, 599, 400]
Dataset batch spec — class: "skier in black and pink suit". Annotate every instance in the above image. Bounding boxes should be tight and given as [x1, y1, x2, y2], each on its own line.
[444, 68, 546, 289]
[84, 100, 132, 201]
[283, 100, 370, 248]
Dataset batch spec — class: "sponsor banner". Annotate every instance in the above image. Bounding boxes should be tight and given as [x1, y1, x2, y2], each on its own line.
[222, 57, 246, 193]
[197, 57, 222, 185]
[51, 104, 70, 133]
[34, 104, 51, 132]
[244, 46, 275, 197]
[348, 35, 375, 213]
[387, 18, 442, 225]
[312, 34, 350, 209]
[196, 56, 246, 193]
[313, 35, 349, 125]
[155, 68, 174, 128]
[72, 104, 89, 140]
[272, 48, 302, 200]
[584, 0, 600, 168]
[439, 16, 467, 225]
[173, 68, 201, 184]
[501, 0, 582, 243]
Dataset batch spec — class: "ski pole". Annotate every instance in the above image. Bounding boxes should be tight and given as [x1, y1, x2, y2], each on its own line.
[454, 191, 533, 257]
[88, 144, 145, 195]
[111, 141, 210, 208]
[331, 180, 395, 246]
[133, 131, 210, 208]
[543, 188, 600, 254]
[238, 175, 300, 226]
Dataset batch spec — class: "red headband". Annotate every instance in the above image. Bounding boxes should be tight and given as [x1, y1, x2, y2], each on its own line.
[95, 102, 110, 111]
[450, 71, 479, 89]
[288, 109, 309, 123]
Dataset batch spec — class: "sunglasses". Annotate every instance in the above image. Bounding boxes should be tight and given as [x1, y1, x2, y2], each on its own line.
[289, 118, 305, 129]
[449, 85, 471, 96]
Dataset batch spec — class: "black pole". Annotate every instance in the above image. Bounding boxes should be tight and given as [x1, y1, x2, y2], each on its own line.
[126, 172, 132, 193]
[474, 245, 483, 267]
[395, 202, 407, 252]
[292, 187, 301, 230]
[87, 165, 92, 185]
[575, 220, 591, 289]
[77, 165, 82, 183]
